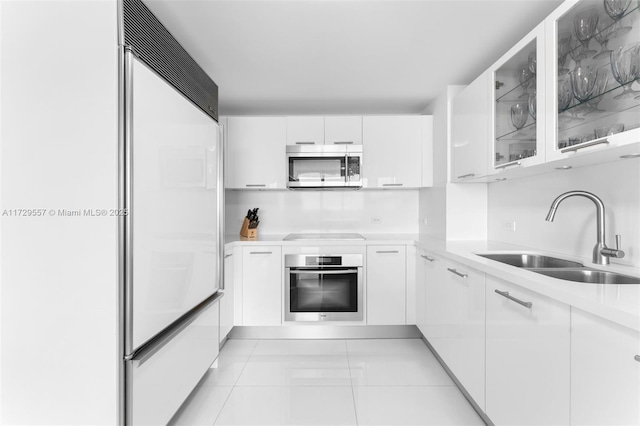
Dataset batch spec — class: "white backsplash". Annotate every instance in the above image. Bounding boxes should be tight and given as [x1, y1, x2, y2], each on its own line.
[487, 159, 640, 267]
[225, 189, 420, 235]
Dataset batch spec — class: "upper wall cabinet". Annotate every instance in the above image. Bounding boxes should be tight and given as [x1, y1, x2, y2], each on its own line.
[544, 0, 640, 163]
[225, 117, 287, 189]
[451, 71, 491, 182]
[324, 116, 363, 145]
[362, 115, 431, 188]
[286, 116, 325, 145]
[491, 23, 547, 174]
[286, 116, 363, 145]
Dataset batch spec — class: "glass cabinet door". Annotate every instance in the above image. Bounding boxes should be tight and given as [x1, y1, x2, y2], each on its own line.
[552, 0, 640, 157]
[493, 25, 545, 171]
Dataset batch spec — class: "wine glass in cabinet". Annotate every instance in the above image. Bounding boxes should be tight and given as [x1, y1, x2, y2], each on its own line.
[545, 0, 640, 163]
[492, 22, 547, 176]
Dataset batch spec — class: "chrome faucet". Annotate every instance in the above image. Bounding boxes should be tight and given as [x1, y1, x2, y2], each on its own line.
[545, 190, 624, 265]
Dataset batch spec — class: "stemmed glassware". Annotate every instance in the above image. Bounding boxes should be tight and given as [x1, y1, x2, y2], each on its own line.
[571, 65, 599, 104]
[585, 69, 609, 114]
[573, 8, 599, 58]
[511, 102, 529, 130]
[604, 0, 633, 39]
[558, 75, 573, 113]
[569, 37, 587, 67]
[528, 51, 537, 75]
[610, 43, 640, 99]
[528, 90, 537, 121]
[558, 33, 573, 74]
[593, 16, 617, 59]
[518, 65, 533, 98]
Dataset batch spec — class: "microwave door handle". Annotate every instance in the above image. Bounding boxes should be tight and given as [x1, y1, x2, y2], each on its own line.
[345, 154, 349, 182]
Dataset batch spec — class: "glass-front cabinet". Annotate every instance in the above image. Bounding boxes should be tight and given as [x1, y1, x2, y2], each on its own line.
[492, 24, 546, 173]
[546, 0, 640, 162]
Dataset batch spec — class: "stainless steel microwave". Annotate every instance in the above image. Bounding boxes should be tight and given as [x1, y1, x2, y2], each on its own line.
[286, 144, 362, 189]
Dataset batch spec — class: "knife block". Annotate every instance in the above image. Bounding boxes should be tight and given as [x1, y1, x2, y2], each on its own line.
[239, 217, 257, 240]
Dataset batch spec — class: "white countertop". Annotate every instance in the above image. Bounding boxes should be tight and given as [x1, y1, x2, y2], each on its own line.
[224, 233, 640, 331]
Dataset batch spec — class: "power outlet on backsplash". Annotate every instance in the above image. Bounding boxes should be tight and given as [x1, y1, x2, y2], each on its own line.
[502, 221, 516, 232]
[371, 217, 382, 224]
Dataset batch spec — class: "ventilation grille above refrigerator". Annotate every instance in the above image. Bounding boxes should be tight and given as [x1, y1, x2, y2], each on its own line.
[121, 0, 218, 121]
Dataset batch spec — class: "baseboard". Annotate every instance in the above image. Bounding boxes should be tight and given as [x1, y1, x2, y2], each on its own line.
[419, 334, 493, 426]
[228, 325, 421, 340]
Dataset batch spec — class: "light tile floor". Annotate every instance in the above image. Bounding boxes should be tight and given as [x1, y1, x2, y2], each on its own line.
[169, 338, 485, 426]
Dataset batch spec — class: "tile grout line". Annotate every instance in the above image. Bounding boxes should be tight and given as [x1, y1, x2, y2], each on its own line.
[345, 339, 360, 426]
[211, 339, 260, 426]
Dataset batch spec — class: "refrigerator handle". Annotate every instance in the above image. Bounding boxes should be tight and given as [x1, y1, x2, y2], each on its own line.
[218, 122, 225, 290]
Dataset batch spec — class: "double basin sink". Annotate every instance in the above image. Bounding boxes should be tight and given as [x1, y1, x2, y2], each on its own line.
[477, 253, 640, 284]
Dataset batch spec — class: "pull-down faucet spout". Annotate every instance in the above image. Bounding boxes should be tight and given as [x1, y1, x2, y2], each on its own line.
[545, 190, 624, 265]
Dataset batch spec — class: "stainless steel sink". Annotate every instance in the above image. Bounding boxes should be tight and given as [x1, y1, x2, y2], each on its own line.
[477, 253, 584, 269]
[528, 268, 640, 284]
[477, 253, 640, 284]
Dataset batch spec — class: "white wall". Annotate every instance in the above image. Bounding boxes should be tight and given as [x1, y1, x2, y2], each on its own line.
[488, 159, 640, 267]
[226, 189, 420, 235]
[1, 1, 119, 424]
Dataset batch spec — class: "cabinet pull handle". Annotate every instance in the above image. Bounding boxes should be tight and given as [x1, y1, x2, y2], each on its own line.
[635, 355, 640, 363]
[246, 184, 266, 187]
[447, 268, 468, 278]
[382, 183, 403, 187]
[249, 251, 272, 255]
[295, 141, 316, 145]
[495, 289, 532, 308]
[495, 160, 522, 169]
[457, 173, 475, 179]
[224, 254, 233, 259]
[333, 141, 354, 145]
[560, 138, 609, 153]
[421, 255, 435, 262]
[376, 250, 399, 254]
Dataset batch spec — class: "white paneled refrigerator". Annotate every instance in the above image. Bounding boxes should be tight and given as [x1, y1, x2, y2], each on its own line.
[121, 51, 223, 425]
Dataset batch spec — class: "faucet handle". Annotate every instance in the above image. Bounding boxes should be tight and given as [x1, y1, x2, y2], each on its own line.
[601, 234, 625, 259]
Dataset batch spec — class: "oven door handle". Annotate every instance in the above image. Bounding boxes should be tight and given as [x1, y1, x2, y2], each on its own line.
[289, 269, 358, 275]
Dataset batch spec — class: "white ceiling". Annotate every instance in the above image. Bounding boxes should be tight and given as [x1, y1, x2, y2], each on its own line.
[145, 0, 564, 115]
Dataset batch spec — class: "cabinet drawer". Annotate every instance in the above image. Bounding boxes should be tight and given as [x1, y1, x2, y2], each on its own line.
[485, 277, 570, 425]
[129, 297, 220, 425]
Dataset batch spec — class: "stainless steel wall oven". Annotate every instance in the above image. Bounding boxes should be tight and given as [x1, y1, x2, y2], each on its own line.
[285, 254, 363, 322]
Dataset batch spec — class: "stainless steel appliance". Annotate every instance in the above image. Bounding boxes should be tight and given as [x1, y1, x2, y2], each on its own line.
[120, 1, 223, 424]
[286, 144, 362, 189]
[285, 254, 363, 322]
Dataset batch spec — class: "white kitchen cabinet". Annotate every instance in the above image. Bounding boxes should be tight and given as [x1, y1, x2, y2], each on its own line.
[286, 116, 324, 145]
[366, 245, 406, 325]
[485, 276, 570, 426]
[415, 250, 436, 335]
[324, 116, 362, 145]
[225, 117, 286, 189]
[544, 0, 640, 164]
[219, 250, 234, 342]
[570, 308, 640, 426]
[490, 23, 546, 174]
[425, 256, 486, 409]
[362, 116, 425, 188]
[242, 246, 282, 326]
[451, 71, 491, 182]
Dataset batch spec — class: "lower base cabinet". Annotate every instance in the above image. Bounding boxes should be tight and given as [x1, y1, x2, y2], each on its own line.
[366, 245, 406, 325]
[425, 255, 486, 409]
[242, 246, 282, 326]
[570, 308, 640, 425]
[485, 277, 570, 426]
[219, 250, 234, 342]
